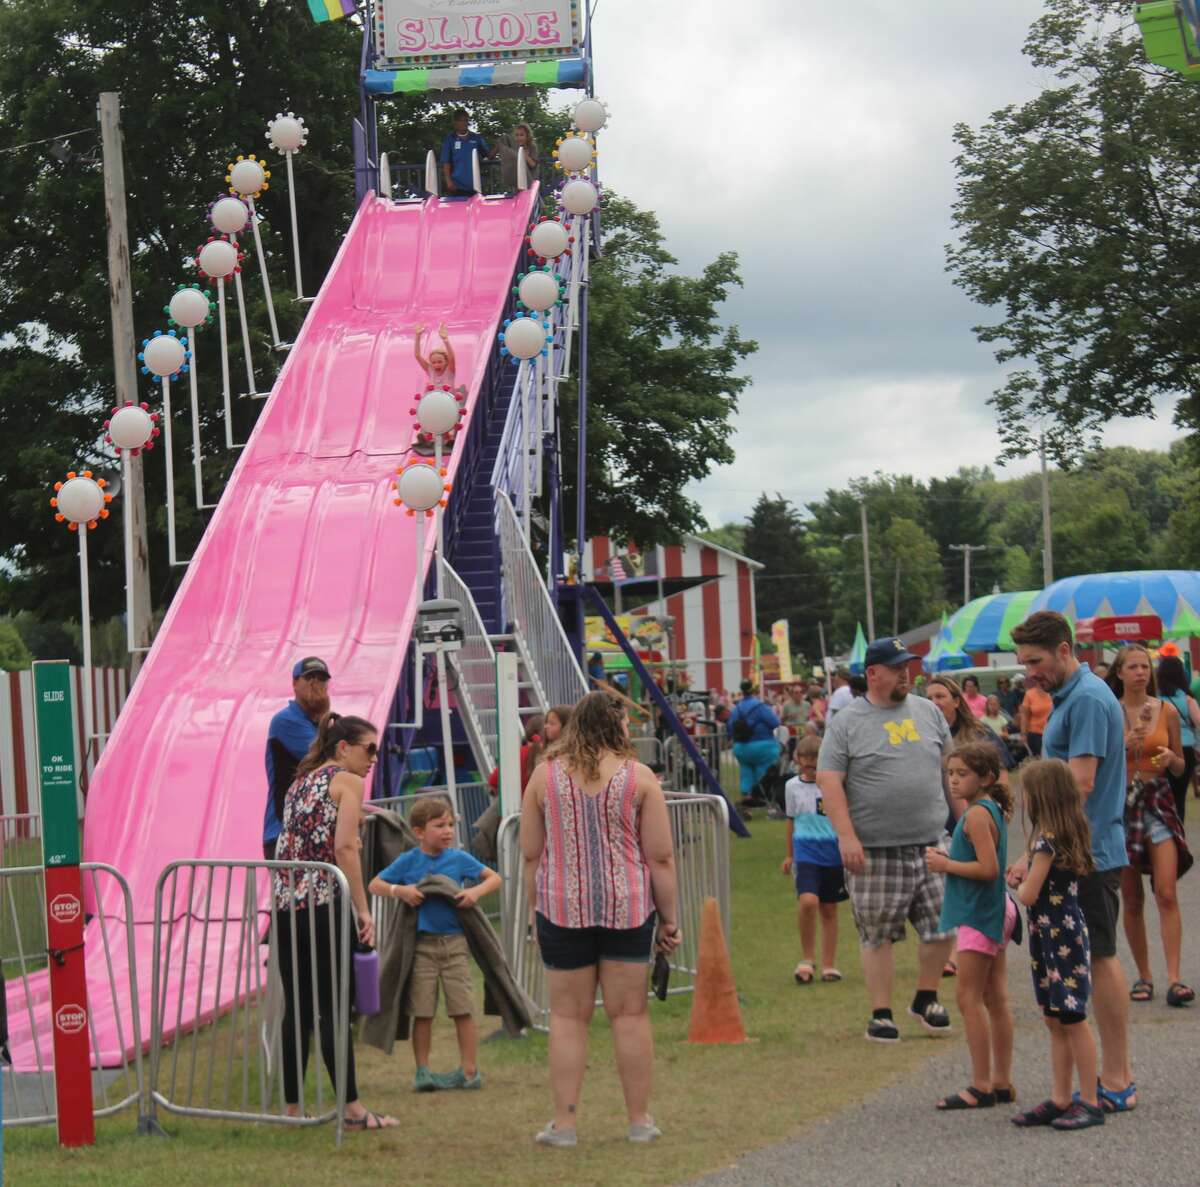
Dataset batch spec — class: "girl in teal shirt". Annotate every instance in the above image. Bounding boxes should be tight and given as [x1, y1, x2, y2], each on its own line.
[925, 742, 1016, 1111]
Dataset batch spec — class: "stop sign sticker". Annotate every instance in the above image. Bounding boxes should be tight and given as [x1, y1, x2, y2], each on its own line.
[56, 1003, 87, 1035]
[50, 893, 82, 925]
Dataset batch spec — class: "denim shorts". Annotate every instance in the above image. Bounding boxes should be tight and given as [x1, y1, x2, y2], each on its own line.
[1146, 811, 1172, 846]
[535, 912, 656, 971]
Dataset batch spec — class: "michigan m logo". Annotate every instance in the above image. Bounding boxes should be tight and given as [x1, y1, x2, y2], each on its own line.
[884, 719, 921, 746]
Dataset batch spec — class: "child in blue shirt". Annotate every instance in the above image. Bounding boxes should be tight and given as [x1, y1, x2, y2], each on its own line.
[369, 796, 501, 1091]
[781, 735, 847, 984]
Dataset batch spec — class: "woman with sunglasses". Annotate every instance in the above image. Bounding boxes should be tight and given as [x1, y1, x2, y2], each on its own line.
[274, 712, 398, 1130]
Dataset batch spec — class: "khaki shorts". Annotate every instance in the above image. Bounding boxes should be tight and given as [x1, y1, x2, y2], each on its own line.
[406, 933, 475, 1019]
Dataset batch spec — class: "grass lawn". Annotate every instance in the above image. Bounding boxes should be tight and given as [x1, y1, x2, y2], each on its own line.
[6, 816, 950, 1186]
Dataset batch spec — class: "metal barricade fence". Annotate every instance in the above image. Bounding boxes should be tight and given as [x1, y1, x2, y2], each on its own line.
[1, 862, 145, 1128]
[496, 791, 730, 1031]
[663, 731, 725, 795]
[146, 860, 352, 1146]
[1, 815, 45, 979]
[630, 735, 666, 772]
[369, 782, 492, 850]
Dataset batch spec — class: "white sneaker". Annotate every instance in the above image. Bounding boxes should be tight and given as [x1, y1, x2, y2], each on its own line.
[535, 1121, 577, 1147]
[629, 1117, 662, 1142]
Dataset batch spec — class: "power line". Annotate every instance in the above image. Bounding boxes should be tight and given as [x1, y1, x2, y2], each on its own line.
[0, 128, 93, 155]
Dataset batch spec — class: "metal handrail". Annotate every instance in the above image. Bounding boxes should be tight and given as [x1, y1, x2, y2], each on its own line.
[438, 557, 498, 772]
[495, 489, 588, 708]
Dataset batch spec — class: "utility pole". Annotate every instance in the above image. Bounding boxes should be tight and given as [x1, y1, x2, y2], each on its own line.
[892, 558, 902, 636]
[950, 543, 988, 605]
[1039, 431, 1054, 587]
[99, 92, 152, 679]
[817, 620, 830, 695]
[860, 499, 876, 640]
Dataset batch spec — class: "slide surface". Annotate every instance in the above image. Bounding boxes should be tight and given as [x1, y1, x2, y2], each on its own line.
[7, 187, 538, 1069]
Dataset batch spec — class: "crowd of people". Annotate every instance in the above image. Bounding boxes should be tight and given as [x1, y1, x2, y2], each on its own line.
[802, 613, 1195, 1132]
[262, 671, 681, 1143]
[256, 608, 1199, 1144]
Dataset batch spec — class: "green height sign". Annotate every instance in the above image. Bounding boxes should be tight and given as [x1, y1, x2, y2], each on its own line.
[32, 661, 81, 867]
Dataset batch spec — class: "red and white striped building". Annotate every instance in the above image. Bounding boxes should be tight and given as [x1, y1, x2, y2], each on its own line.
[583, 535, 763, 695]
[0, 667, 129, 819]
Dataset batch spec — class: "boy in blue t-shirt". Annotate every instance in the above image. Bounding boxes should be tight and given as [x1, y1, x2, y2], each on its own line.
[781, 735, 847, 985]
[369, 796, 501, 1091]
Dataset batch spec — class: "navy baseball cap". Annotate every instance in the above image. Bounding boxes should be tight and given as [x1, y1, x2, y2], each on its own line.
[863, 637, 918, 668]
[292, 656, 332, 680]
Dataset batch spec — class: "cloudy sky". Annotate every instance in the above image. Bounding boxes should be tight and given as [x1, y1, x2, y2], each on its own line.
[585, 0, 1180, 528]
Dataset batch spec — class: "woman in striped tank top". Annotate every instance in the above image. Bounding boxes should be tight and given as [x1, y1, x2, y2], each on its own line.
[521, 691, 682, 1148]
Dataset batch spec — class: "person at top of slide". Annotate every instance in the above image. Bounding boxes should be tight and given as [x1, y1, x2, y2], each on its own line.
[439, 108, 495, 196]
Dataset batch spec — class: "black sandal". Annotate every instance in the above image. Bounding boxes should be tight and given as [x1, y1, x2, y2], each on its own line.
[1167, 981, 1195, 1008]
[1130, 979, 1154, 1002]
[994, 1085, 1016, 1104]
[936, 1086, 995, 1110]
[345, 1109, 399, 1132]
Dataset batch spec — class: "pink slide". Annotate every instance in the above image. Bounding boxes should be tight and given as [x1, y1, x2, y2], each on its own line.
[7, 187, 539, 1069]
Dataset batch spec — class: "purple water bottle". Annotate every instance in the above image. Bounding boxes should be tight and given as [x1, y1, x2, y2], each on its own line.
[354, 946, 381, 1015]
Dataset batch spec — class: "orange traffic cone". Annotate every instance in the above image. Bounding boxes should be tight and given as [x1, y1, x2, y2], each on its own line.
[687, 896, 747, 1044]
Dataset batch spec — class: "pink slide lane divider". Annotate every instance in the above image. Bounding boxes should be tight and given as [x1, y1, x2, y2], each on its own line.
[6, 186, 539, 1070]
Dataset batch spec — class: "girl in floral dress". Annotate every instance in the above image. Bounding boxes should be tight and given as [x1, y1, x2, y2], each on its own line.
[1012, 759, 1104, 1132]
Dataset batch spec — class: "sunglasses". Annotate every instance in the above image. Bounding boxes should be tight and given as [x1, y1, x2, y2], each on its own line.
[349, 740, 378, 760]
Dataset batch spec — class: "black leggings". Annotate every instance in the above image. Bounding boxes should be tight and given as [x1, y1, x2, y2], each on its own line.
[275, 905, 357, 1106]
[1167, 748, 1195, 823]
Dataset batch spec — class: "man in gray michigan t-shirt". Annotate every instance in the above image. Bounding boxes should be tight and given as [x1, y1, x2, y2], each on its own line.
[818, 637, 954, 1044]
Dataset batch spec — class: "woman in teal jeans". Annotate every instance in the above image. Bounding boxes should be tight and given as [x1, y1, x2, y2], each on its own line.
[729, 680, 781, 804]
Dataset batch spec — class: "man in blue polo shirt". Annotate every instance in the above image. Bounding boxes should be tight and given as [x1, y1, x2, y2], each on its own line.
[439, 108, 495, 196]
[1010, 611, 1137, 1114]
[263, 656, 332, 859]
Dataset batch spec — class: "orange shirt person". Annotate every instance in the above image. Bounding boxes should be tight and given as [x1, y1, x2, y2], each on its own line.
[1019, 685, 1053, 757]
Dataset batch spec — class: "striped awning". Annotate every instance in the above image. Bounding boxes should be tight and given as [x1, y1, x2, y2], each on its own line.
[364, 57, 587, 94]
[947, 590, 1040, 653]
[1031, 570, 1200, 639]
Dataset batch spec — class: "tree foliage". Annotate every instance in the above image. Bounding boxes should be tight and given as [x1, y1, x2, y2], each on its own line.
[0, 1, 747, 630]
[947, 0, 1200, 461]
[721, 443, 1199, 658]
[560, 196, 756, 548]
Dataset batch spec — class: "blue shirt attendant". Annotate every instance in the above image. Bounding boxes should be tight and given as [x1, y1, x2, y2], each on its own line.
[1042, 664, 1127, 871]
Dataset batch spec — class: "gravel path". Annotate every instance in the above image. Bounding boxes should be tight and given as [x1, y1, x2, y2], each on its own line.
[689, 815, 1200, 1187]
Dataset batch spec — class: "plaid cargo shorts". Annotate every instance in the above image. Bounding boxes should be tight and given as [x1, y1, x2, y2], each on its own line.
[845, 844, 952, 948]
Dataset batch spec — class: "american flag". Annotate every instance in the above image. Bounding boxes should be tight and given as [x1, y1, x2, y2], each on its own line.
[610, 557, 627, 583]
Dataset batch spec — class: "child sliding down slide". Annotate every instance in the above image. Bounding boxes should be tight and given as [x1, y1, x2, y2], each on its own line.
[412, 323, 466, 456]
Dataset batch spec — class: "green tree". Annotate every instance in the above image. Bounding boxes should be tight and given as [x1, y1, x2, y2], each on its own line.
[0, 619, 32, 671]
[925, 468, 1003, 594]
[0, 0, 575, 626]
[947, 0, 1200, 461]
[560, 195, 756, 548]
[698, 524, 747, 555]
[0, 0, 367, 622]
[879, 517, 945, 634]
[739, 494, 816, 643]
